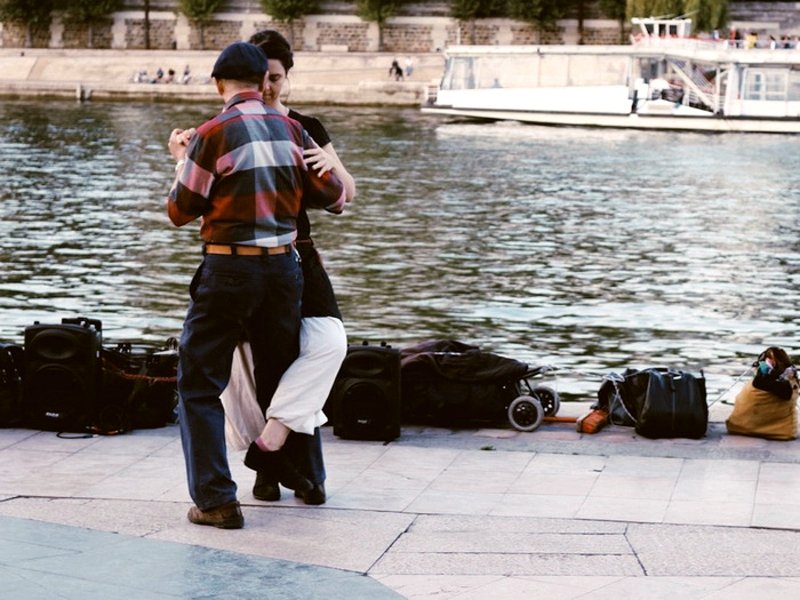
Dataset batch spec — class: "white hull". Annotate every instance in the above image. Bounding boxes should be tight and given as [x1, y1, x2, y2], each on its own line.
[425, 30, 800, 134]
[421, 105, 800, 133]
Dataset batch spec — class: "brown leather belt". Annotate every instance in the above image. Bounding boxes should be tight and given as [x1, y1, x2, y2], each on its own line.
[204, 243, 292, 256]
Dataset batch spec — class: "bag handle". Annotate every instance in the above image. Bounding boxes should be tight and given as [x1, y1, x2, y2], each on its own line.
[603, 372, 638, 425]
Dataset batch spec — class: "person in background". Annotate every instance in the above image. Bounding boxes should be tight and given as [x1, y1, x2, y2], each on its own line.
[221, 29, 356, 506]
[389, 58, 404, 81]
[726, 347, 799, 441]
[167, 41, 345, 528]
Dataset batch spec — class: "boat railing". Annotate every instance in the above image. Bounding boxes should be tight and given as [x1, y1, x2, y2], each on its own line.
[632, 35, 727, 52]
[423, 83, 438, 105]
[684, 89, 722, 113]
[633, 34, 800, 54]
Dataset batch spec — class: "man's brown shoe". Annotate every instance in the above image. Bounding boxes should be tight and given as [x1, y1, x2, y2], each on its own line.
[187, 500, 244, 529]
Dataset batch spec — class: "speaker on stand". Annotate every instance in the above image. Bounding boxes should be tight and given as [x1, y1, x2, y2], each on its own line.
[328, 341, 401, 442]
[23, 317, 102, 432]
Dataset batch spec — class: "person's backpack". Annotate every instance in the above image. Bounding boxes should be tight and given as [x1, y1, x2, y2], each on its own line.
[0, 343, 24, 426]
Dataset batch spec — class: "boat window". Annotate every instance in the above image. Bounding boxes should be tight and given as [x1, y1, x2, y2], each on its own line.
[441, 52, 630, 91]
[743, 69, 788, 101]
[443, 57, 477, 90]
[443, 55, 542, 90]
[481, 56, 538, 88]
[789, 70, 800, 101]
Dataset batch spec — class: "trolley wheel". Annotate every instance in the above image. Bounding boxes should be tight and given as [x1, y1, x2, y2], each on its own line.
[507, 395, 544, 432]
[532, 385, 560, 417]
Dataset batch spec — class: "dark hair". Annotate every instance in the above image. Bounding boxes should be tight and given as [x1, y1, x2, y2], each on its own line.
[249, 29, 294, 73]
[759, 347, 794, 372]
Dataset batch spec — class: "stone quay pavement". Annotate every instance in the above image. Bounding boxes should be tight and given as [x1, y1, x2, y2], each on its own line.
[3, 399, 800, 599]
[0, 48, 444, 105]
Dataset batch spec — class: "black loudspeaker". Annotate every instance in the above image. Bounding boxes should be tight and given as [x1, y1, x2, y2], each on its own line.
[329, 342, 401, 441]
[24, 317, 102, 432]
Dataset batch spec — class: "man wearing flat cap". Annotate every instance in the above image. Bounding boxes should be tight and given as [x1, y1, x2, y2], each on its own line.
[166, 41, 345, 529]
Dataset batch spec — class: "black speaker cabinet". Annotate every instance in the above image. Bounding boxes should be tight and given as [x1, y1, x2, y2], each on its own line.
[24, 317, 102, 432]
[329, 342, 401, 441]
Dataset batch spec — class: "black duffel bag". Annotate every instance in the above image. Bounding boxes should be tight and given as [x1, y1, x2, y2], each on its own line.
[98, 339, 178, 433]
[599, 367, 708, 439]
[0, 343, 24, 427]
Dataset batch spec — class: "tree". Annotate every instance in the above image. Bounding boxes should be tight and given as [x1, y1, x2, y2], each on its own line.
[626, 0, 684, 21]
[144, 0, 150, 49]
[568, 0, 588, 44]
[259, 0, 318, 48]
[58, 0, 122, 48]
[506, 0, 564, 41]
[599, 0, 627, 43]
[177, 0, 223, 50]
[0, 0, 54, 47]
[651, 0, 684, 17]
[684, 0, 728, 33]
[356, 0, 405, 51]
[626, 0, 727, 35]
[626, 0, 654, 19]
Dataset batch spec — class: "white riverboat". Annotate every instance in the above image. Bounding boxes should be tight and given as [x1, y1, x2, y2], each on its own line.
[422, 18, 800, 133]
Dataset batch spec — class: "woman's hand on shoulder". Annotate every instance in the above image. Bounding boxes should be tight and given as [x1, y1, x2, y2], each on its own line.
[303, 146, 334, 175]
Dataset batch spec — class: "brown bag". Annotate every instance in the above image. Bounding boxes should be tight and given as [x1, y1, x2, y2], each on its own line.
[726, 380, 798, 441]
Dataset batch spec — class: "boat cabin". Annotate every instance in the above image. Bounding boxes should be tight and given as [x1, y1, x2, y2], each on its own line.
[631, 16, 693, 39]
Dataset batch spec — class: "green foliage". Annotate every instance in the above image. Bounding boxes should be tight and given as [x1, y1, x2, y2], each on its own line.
[627, 0, 684, 18]
[507, 0, 564, 31]
[626, 0, 651, 19]
[600, 0, 628, 43]
[599, 0, 627, 21]
[0, 0, 53, 24]
[684, 0, 728, 31]
[356, 0, 403, 26]
[651, 0, 684, 16]
[449, 0, 505, 20]
[177, 0, 223, 49]
[449, 0, 480, 21]
[259, 0, 319, 23]
[59, 0, 122, 24]
[177, 0, 223, 23]
[626, 0, 728, 32]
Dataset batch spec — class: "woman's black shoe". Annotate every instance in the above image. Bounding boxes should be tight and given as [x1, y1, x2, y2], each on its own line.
[244, 442, 313, 492]
[295, 483, 326, 505]
[252, 471, 280, 501]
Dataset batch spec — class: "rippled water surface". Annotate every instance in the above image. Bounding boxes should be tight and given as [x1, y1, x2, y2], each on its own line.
[1, 99, 798, 398]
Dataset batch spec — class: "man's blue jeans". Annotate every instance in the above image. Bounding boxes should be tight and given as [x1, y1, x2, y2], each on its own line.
[177, 252, 302, 510]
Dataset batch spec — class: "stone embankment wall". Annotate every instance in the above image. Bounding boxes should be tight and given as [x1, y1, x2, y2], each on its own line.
[4, 1, 798, 53]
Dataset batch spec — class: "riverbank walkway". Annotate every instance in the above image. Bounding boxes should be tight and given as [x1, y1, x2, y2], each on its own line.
[0, 48, 443, 105]
[3, 399, 800, 598]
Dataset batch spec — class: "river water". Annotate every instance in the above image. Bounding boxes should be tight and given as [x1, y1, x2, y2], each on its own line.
[1, 99, 798, 399]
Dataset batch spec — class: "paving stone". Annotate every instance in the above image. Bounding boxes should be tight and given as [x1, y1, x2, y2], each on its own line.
[371, 552, 644, 576]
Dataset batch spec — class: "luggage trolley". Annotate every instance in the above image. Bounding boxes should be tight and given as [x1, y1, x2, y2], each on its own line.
[506, 365, 560, 432]
[400, 340, 561, 432]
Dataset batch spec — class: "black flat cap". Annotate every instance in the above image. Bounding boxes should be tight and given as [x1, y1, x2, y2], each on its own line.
[211, 41, 268, 80]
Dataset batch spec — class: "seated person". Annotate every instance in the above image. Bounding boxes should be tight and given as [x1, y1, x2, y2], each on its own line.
[726, 347, 799, 440]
